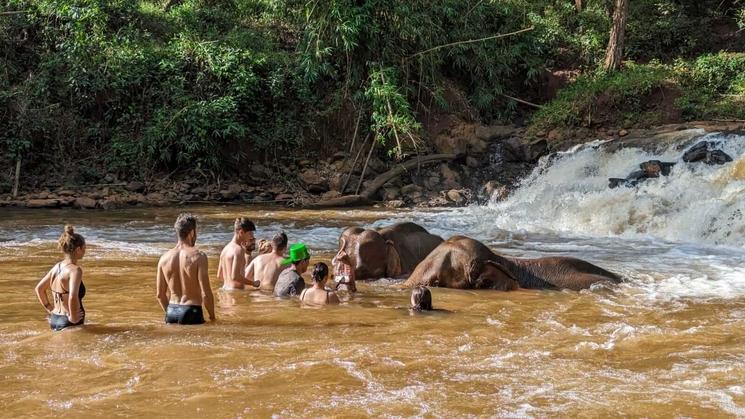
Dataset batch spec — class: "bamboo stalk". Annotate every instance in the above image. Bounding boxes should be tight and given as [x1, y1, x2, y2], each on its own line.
[341, 133, 370, 194]
[407, 27, 534, 59]
[355, 138, 376, 195]
[12, 157, 21, 197]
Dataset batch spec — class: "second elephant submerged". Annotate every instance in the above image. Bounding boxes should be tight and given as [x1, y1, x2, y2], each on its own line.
[403, 236, 622, 291]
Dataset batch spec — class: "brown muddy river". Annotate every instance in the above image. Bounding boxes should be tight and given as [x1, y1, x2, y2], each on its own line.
[2, 133, 745, 417]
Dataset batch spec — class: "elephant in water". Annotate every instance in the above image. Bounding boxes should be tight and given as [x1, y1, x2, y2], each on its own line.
[334, 222, 443, 280]
[403, 236, 622, 290]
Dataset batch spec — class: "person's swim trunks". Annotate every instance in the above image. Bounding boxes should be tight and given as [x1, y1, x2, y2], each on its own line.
[49, 313, 84, 331]
[165, 304, 205, 325]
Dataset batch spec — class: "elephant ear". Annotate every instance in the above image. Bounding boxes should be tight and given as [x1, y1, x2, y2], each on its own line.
[385, 240, 402, 277]
[473, 260, 519, 291]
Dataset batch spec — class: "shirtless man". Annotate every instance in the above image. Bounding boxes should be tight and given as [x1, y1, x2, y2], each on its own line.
[156, 213, 215, 324]
[244, 231, 288, 292]
[217, 218, 256, 290]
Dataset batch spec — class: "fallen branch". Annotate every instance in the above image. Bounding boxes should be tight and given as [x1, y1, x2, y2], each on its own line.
[501, 93, 543, 109]
[0, 10, 26, 16]
[360, 153, 457, 199]
[307, 194, 372, 208]
[407, 27, 534, 59]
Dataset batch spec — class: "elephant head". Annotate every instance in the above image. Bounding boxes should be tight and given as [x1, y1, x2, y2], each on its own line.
[334, 227, 403, 281]
[334, 222, 443, 281]
[405, 236, 519, 290]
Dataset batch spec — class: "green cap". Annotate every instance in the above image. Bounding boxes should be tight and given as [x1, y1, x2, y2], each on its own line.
[282, 243, 311, 265]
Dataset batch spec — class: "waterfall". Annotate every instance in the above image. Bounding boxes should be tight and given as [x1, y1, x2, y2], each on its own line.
[480, 133, 745, 247]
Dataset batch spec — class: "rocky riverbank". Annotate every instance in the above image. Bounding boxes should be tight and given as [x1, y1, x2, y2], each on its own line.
[2, 121, 742, 211]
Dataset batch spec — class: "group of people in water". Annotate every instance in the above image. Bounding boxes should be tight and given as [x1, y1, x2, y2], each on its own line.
[35, 213, 433, 331]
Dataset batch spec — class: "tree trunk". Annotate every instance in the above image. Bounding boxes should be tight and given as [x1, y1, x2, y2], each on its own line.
[603, 0, 629, 71]
[574, 0, 583, 12]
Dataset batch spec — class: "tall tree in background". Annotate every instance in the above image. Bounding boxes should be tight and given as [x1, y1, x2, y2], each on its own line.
[604, 0, 629, 71]
[574, 0, 583, 12]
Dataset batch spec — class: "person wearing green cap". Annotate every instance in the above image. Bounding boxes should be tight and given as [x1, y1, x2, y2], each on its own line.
[273, 243, 310, 297]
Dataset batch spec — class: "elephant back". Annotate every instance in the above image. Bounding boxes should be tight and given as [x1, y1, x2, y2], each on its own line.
[380, 224, 443, 274]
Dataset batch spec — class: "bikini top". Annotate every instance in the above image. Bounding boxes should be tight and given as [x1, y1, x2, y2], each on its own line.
[51, 263, 86, 305]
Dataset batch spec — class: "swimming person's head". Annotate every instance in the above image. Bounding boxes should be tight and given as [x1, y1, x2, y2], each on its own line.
[312, 262, 329, 286]
[234, 217, 256, 249]
[58, 224, 86, 259]
[410, 286, 433, 311]
[272, 231, 288, 253]
[174, 213, 198, 246]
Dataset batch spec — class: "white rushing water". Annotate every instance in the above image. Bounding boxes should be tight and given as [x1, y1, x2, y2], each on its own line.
[476, 132, 745, 246]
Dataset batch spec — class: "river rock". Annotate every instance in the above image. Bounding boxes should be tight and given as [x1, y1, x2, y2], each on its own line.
[503, 137, 549, 163]
[100, 197, 124, 210]
[446, 189, 466, 204]
[275, 193, 294, 201]
[126, 181, 146, 193]
[26, 199, 60, 208]
[321, 191, 341, 201]
[682, 141, 734, 165]
[219, 189, 238, 200]
[381, 187, 401, 201]
[57, 190, 76, 196]
[475, 124, 516, 141]
[401, 184, 423, 200]
[385, 200, 405, 208]
[191, 186, 208, 195]
[466, 156, 480, 168]
[299, 169, 329, 193]
[440, 164, 461, 189]
[73, 197, 98, 209]
[484, 181, 509, 202]
[639, 160, 675, 177]
[250, 164, 269, 180]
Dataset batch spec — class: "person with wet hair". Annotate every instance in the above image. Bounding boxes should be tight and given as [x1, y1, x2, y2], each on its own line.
[156, 213, 215, 324]
[410, 286, 433, 311]
[299, 262, 340, 306]
[35, 225, 87, 331]
[245, 231, 289, 292]
[217, 217, 256, 290]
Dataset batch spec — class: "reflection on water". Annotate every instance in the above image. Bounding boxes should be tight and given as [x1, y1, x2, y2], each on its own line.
[1, 200, 744, 416]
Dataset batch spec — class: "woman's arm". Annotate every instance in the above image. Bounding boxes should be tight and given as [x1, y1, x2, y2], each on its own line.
[67, 267, 83, 323]
[35, 269, 54, 314]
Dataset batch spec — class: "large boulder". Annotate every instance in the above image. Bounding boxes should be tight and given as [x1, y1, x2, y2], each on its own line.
[26, 199, 60, 208]
[401, 184, 423, 200]
[73, 197, 98, 209]
[503, 138, 549, 163]
[682, 141, 733, 165]
[126, 181, 146, 193]
[474, 124, 517, 141]
[439, 164, 461, 189]
[299, 169, 329, 194]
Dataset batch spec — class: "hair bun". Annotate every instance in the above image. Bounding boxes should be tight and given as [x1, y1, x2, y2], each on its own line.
[64, 224, 75, 235]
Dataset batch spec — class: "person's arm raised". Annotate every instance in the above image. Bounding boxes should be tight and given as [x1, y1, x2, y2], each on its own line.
[35, 267, 54, 314]
[198, 252, 215, 321]
[67, 267, 83, 323]
[156, 259, 169, 313]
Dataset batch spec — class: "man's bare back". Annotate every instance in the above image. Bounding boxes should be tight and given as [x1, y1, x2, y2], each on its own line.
[218, 241, 249, 290]
[157, 214, 215, 324]
[245, 231, 289, 292]
[245, 252, 287, 291]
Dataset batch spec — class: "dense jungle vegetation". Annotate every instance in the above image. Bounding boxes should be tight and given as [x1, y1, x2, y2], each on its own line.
[1, 0, 743, 189]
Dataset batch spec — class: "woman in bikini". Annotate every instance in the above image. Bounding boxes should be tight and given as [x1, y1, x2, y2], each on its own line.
[35, 225, 87, 331]
[299, 262, 340, 306]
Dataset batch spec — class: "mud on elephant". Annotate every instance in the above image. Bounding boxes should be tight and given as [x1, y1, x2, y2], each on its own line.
[403, 236, 622, 290]
[333, 222, 443, 281]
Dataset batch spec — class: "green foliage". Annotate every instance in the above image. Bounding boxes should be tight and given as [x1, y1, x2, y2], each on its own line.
[531, 52, 745, 131]
[0, 0, 742, 183]
[530, 63, 673, 129]
[675, 52, 745, 120]
[365, 67, 421, 158]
